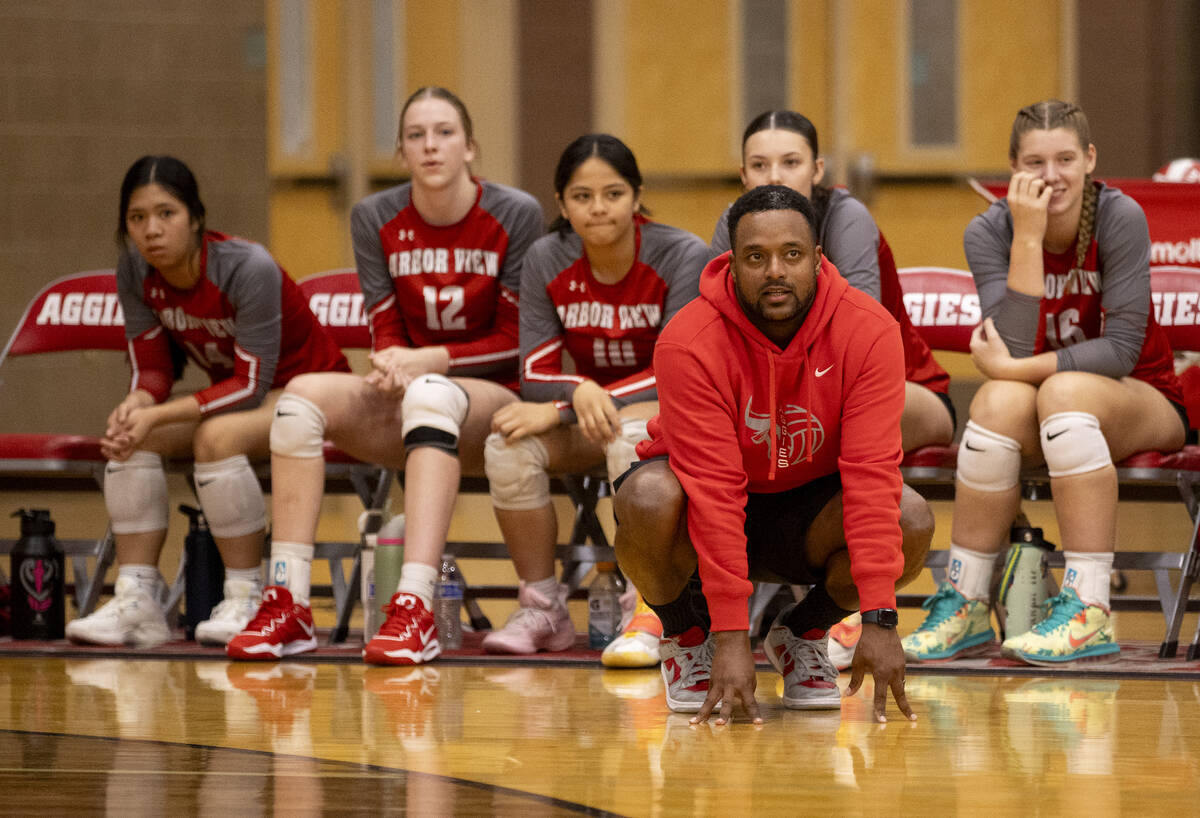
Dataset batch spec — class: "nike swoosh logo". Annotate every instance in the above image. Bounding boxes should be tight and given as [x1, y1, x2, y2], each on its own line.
[1046, 429, 1068, 440]
[963, 442, 983, 451]
[815, 365, 834, 377]
[299, 620, 315, 637]
[1068, 628, 1100, 648]
[275, 411, 296, 417]
[196, 479, 215, 487]
[420, 625, 436, 643]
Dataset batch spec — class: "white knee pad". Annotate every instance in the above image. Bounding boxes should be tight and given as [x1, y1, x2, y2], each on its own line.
[956, 420, 1022, 492]
[401, 374, 470, 454]
[270, 393, 327, 458]
[194, 454, 267, 538]
[604, 418, 650, 485]
[1040, 411, 1112, 477]
[105, 451, 170, 534]
[484, 432, 551, 510]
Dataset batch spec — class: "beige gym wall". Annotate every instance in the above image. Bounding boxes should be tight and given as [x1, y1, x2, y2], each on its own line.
[0, 2, 268, 436]
[0, 2, 268, 583]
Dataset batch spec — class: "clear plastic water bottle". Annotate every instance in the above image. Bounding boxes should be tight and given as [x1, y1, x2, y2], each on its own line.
[588, 562, 623, 649]
[434, 555, 463, 650]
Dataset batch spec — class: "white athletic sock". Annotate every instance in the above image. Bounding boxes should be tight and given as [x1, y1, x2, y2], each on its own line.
[396, 562, 438, 608]
[118, 563, 162, 596]
[526, 575, 560, 607]
[947, 543, 998, 601]
[268, 541, 313, 605]
[1062, 551, 1114, 609]
[223, 567, 263, 597]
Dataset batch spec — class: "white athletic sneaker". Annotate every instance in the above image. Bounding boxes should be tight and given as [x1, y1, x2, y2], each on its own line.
[763, 604, 842, 710]
[481, 582, 575, 654]
[195, 580, 261, 646]
[64, 658, 124, 693]
[65, 575, 171, 648]
[601, 596, 663, 668]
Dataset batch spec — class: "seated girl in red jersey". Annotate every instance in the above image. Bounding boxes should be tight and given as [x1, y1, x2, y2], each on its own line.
[481, 134, 709, 658]
[67, 155, 349, 650]
[234, 87, 543, 662]
[902, 100, 1188, 666]
[710, 111, 953, 670]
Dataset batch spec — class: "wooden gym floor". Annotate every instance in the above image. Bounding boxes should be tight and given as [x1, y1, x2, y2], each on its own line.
[3, 415, 1200, 814]
[1, 653, 1199, 816]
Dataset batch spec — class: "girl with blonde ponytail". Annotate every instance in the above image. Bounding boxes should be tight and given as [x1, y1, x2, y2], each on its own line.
[902, 100, 1187, 666]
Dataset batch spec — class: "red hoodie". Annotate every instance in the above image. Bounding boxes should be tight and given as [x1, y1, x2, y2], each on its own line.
[639, 252, 906, 631]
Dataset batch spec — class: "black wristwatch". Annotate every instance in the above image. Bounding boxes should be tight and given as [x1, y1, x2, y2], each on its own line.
[861, 608, 899, 628]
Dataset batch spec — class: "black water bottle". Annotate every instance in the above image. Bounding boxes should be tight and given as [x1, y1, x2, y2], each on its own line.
[180, 504, 224, 640]
[0, 563, 11, 638]
[9, 509, 65, 640]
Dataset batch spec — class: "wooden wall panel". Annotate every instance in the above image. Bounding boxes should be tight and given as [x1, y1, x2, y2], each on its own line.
[404, 1, 461, 93]
[622, 0, 734, 174]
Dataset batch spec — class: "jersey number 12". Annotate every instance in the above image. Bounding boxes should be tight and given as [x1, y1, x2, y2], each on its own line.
[423, 286, 466, 331]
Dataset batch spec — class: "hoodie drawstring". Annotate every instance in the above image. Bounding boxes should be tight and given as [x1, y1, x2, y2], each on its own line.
[766, 353, 777, 481]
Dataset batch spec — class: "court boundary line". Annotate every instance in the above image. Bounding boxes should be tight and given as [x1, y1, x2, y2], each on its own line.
[0, 728, 627, 817]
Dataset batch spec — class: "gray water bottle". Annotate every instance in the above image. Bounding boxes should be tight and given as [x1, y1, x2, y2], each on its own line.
[998, 526, 1053, 638]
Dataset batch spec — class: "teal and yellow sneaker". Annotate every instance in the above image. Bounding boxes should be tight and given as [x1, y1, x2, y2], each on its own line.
[901, 582, 995, 661]
[1000, 587, 1119, 667]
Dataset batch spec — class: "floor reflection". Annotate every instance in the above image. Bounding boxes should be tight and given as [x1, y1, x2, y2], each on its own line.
[0, 657, 1197, 816]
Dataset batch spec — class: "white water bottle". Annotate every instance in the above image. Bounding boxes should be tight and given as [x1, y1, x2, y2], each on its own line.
[434, 555, 463, 650]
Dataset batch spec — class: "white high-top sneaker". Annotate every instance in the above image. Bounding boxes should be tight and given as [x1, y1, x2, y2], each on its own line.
[195, 579, 262, 646]
[66, 574, 171, 648]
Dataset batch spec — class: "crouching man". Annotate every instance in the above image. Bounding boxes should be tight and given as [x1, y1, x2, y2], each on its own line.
[614, 185, 932, 724]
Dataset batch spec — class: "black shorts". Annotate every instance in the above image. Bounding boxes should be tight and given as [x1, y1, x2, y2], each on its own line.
[612, 454, 665, 496]
[934, 390, 958, 433]
[744, 472, 842, 585]
[1169, 399, 1194, 444]
[613, 457, 844, 584]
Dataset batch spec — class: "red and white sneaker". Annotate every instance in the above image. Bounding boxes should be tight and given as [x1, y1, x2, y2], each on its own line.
[659, 626, 714, 713]
[763, 604, 842, 710]
[363, 592, 442, 666]
[226, 586, 318, 660]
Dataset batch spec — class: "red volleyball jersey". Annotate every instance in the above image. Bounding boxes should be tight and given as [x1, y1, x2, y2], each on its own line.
[119, 231, 349, 416]
[519, 217, 709, 420]
[1035, 238, 1181, 402]
[351, 180, 543, 386]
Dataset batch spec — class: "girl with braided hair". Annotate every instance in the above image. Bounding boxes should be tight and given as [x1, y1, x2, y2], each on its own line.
[902, 100, 1186, 665]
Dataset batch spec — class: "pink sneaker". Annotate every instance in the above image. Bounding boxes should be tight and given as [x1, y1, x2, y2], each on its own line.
[659, 626, 714, 713]
[481, 582, 575, 654]
[363, 593, 441, 666]
[763, 604, 841, 710]
[226, 586, 318, 660]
